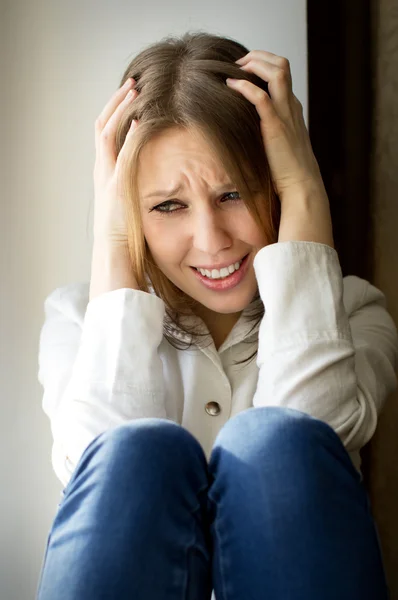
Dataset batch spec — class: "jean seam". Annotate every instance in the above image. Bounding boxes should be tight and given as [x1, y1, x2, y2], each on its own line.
[207, 490, 228, 600]
[184, 485, 212, 600]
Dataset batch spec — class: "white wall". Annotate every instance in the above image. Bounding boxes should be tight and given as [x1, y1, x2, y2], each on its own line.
[1, 0, 307, 597]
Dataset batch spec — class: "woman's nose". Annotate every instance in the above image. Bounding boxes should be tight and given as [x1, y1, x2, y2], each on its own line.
[191, 211, 233, 255]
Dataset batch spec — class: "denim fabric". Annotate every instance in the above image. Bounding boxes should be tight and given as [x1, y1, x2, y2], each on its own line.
[36, 406, 389, 600]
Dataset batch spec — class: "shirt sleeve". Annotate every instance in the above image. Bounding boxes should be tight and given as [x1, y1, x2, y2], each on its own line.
[38, 283, 167, 487]
[252, 241, 398, 452]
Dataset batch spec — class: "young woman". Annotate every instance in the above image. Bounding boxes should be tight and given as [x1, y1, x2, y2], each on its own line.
[36, 32, 398, 600]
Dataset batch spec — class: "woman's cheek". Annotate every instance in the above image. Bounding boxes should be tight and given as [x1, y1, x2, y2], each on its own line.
[144, 219, 185, 263]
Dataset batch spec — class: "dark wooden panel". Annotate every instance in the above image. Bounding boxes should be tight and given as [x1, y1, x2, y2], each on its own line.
[307, 0, 373, 280]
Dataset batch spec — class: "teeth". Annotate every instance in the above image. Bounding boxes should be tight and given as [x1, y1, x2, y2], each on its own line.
[197, 258, 244, 279]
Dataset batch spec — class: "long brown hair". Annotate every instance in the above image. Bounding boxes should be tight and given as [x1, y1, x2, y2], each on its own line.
[114, 31, 281, 366]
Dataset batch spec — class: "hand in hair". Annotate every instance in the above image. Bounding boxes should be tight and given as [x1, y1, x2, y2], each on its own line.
[93, 78, 140, 246]
[226, 51, 334, 248]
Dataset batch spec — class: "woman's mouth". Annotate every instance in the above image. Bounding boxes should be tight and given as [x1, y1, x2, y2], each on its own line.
[190, 253, 250, 291]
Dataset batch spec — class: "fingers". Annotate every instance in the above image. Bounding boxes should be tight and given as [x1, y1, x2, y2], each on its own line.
[114, 118, 140, 176]
[95, 78, 134, 132]
[239, 60, 291, 106]
[94, 79, 136, 150]
[236, 49, 291, 72]
[231, 50, 298, 123]
[95, 81, 139, 174]
[227, 77, 280, 130]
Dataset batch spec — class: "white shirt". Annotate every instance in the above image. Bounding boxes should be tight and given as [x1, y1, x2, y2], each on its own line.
[38, 240, 398, 489]
[38, 241, 398, 600]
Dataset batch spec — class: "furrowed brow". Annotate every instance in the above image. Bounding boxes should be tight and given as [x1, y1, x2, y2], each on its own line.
[143, 181, 237, 201]
[143, 184, 185, 200]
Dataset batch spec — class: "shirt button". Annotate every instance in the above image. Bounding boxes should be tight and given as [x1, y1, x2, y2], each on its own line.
[205, 401, 222, 416]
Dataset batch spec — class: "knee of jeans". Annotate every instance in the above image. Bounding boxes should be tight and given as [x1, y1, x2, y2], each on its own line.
[213, 406, 340, 457]
[95, 418, 206, 465]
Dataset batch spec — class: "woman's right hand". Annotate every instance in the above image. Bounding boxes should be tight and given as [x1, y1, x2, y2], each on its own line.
[93, 77, 139, 246]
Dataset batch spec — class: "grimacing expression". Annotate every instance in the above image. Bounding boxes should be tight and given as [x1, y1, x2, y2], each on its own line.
[138, 127, 269, 316]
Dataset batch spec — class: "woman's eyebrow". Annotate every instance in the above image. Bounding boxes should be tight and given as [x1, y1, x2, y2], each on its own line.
[143, 181, 236, 200]
[143, 183, 184, 200]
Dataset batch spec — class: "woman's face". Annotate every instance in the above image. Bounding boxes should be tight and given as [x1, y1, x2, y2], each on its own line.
[138, 127, 269, 317]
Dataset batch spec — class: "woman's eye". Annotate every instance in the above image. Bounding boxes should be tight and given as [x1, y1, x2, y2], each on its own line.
[222, 191, 241, 203]
[151, 191, 241, 214]
[151, 200, 181, 213]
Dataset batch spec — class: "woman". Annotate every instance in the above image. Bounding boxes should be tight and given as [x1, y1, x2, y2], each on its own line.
[36, 32, 398, 599]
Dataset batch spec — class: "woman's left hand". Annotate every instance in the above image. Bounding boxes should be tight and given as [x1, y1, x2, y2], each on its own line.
[227, 50, 334, 247]
[227, 50, 325, 200]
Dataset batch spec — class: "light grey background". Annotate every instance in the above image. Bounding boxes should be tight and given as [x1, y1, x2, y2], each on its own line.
[0, 0, 307, 597]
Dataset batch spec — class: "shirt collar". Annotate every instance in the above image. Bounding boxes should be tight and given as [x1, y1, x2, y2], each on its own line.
[147, 277, 262, 350]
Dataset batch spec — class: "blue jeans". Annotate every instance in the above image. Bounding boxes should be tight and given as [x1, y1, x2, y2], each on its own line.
[36, 406, 389, 600]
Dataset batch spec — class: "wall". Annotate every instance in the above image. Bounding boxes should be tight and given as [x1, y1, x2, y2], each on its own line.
[366, 0, 398, 596]
[0, 0, 307, 597]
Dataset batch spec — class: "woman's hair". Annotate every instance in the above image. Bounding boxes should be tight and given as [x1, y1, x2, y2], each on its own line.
[114, 31, 281, 366]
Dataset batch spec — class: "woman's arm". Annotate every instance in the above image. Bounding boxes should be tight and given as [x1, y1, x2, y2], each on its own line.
[38, 281, 167, 487]
[276, 183, 335, 249]
[89, 240, 139, 301]
[252, 241, 398, 453]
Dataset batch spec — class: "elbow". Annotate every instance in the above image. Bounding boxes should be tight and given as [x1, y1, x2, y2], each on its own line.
[337, 389, 378, 453]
